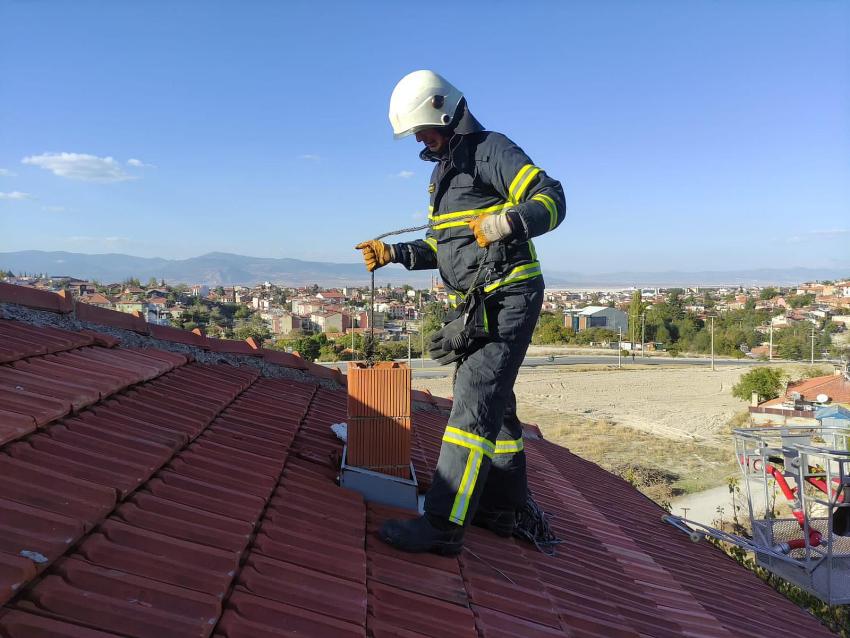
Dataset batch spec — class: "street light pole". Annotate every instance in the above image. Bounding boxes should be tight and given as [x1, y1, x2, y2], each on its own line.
[769, 323, 773, 362]
[618, 327, 622, 369]
[419, 292, 425, 368]
[641, 312, 646, 358]
[710, 315, 715, 371]
[811, 326, 815, 365]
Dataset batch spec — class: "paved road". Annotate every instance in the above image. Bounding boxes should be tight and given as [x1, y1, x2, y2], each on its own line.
[322, 353, 782, 378]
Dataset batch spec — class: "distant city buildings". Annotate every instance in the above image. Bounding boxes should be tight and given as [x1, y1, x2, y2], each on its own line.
[2, 270, 849, 355]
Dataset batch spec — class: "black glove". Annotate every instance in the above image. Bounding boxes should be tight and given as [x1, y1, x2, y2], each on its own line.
[428, 312, 470, 366]
[427, 291, 490, 366]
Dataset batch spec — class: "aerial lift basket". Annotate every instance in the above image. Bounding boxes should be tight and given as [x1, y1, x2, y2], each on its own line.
[665, 422, 850, 604]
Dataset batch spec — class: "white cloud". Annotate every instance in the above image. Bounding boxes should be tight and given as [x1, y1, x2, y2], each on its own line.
[396, 170, 415, 179]
[298, 154, 321, 161]
[42, 205, 66, 212]
[0, 168, 15, 177]
[22, 152, 136, 182]
[786, 229, 849, 244]
[0, 191, 31, 200]
[127, 158, 155, 168]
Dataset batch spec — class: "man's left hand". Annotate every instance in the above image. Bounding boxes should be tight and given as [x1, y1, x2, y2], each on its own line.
[468, 214, 512, 247]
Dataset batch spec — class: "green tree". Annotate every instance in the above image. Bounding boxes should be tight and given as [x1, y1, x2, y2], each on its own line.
[628, 290, 644, 344]
[233, 316, 272, 344]
[787, 293, 815, 308]
[759, 287, 779, 300]
[287, 333, 328, 362]
[420, 302, 447, 356]
[774, 326, 809, 360]
[532, 313, 572, 345]
[732, 367, 785, 402]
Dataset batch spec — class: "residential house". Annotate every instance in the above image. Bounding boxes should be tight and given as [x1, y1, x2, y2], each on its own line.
[78, 292, 113, 308]
[310, 310, 350, 333]
[564, 306, 628, 334]
[260, 310, 302, 336]
[316, 290, 344, 302]
[750, 370, 850, 426]
[357, 310, 385, 330]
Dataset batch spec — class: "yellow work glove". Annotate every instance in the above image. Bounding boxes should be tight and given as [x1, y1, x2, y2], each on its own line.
[355, 239, 394, 272]
[468, 213, 513, 248]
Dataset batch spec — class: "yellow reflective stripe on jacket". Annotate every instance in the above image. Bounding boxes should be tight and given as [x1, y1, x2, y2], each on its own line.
[450, 447, 484, 525]
[495, 438, 524, 454]
[443, 426, 495, 457]
[509, 164, 541, 204]
[424, 237, 437, 253]
[429, 202, 513, 229]
[483, 261, 542, 293]
[532, 193, 558, 231]
[528, 240, 538, 260]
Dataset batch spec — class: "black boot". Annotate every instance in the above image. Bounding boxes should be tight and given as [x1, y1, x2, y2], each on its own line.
[379, 514, 464, 555]
[472, 507, 516, 537]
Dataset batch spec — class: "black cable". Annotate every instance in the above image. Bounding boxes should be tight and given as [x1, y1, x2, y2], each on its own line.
[514, 491, 563, 556]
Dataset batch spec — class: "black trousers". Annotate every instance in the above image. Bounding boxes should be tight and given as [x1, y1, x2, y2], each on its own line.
[424, 279, 544, 525]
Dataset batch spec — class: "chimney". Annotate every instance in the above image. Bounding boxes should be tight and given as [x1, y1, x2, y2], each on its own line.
[751, 391, 760, 407]
[346, 362, 411, 478]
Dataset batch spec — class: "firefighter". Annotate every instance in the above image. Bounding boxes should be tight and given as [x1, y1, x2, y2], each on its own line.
[356, 70, 566, 554]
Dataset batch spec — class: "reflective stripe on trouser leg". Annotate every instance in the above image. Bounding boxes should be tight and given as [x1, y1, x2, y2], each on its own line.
[424, 281, 544, 526]
[451, 448, 484, 524]
[481, 390, 528, 513]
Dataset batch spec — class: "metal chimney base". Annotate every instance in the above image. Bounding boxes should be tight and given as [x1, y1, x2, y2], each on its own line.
[340, 445, 419, 511]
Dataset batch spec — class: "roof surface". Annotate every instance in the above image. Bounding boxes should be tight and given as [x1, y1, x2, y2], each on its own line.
[0, 283, 838, 637]
[787, 374, 850, 404]
[758, 374, 850, 410]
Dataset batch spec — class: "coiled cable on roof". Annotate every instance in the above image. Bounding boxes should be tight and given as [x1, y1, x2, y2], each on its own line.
[514, 491, 562, 556]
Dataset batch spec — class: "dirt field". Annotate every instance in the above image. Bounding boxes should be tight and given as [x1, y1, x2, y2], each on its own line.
[413, 363, 753, 496]
[415, 363, 750, 442]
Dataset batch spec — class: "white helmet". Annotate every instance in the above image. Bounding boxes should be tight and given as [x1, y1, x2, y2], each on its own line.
[389, 70, 463, 139]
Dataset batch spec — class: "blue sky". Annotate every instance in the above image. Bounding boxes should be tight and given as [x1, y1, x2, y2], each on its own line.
[1, 1, 848, 274]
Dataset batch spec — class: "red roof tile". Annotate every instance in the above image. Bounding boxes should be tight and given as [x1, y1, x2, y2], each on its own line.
[205, 337, 262, 356]
[0, 282, 73, 313]
[0, 305, 839, 638]
[75, 300, 149, 333]
[0, 610, 122, 637]
[149, 323, 208, 348]
[785, 373, 850, 404]
[0, 320, 93, 361]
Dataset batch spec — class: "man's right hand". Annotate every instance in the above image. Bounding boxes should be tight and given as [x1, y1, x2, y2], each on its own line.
[355, 240, 394, 272]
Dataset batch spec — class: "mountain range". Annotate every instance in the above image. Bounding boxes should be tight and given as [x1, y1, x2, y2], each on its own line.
[1, 250, 847, 288]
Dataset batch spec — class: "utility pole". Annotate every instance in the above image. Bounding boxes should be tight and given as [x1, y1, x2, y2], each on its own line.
[769, 323, 773, 362]
[641, 312, 646, 358]
[710, 315, 715, 371]
[407, 331, 411, 366]
[420, 292, 425, 368]
[618, 327, 622, 369]
[811, 325, 816, 364]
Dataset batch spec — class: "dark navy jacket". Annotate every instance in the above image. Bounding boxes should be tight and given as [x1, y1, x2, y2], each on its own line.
[391, 107, 566, 298]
